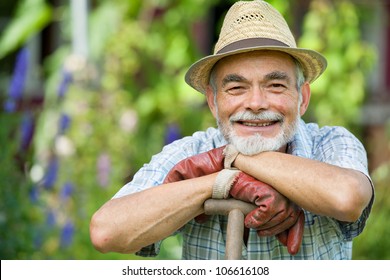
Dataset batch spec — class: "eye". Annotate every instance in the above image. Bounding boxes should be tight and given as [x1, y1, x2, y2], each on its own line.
[226, 85, 246, 95]
[268, 83, 287, 93]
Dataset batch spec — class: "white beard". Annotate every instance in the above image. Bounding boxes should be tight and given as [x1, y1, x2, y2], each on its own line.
[217, 110, 300, 156]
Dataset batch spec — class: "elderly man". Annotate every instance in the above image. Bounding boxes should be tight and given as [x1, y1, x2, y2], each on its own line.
[90, 0, 374, 260]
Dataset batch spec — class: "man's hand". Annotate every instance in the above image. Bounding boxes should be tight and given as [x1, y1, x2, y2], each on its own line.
[163, 146, 226, 223]
[163, 146, 305, 255]
[227, 171, 304, 255]
[163, 146, 225, 183]
[163, 144, 240, 183]
[274, 211, 305, 255]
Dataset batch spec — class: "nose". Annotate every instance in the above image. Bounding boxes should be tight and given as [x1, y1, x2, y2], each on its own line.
[246, 87, 269, 112]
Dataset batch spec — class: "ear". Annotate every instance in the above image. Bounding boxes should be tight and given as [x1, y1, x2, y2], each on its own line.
[299, 82, 311, 116]
[206, 85, 218, 119]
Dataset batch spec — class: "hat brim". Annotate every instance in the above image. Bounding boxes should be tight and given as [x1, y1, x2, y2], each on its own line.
[185, 45, 327, 94]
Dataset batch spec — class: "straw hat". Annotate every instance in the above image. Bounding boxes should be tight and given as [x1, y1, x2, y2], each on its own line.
[185, 0, 327, 94]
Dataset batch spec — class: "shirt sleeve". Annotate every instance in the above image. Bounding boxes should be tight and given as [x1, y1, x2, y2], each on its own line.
[113, 137, 200, 198]
[110, 128, 224, 257]
[113, 127, 224, 198]
[109, 137, 203, 257]
[314, 126, 374, 240]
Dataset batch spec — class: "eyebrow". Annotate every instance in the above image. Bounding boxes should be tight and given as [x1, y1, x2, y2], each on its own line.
[221, 74, 249, 88]
[264, 71, 291, 83]
[221, 71, 291, 88]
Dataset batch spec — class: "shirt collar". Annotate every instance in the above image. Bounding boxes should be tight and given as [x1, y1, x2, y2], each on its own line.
[287, 118, 313, 159]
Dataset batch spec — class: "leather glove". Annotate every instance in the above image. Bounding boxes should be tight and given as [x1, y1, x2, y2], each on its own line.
[214, 169, 304, 255]
[163, 146, 226, 183]
[163, 146, 227, 223]
[274, 211, 305, 255]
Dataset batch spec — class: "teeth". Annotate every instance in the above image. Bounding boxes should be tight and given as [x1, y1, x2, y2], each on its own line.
[242, 122, 273, 127]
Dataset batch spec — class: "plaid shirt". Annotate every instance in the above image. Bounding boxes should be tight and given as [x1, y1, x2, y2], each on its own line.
[113, 119, 374, 260]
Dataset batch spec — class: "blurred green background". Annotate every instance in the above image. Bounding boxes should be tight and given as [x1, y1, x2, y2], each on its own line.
[0, 0, 389, 260]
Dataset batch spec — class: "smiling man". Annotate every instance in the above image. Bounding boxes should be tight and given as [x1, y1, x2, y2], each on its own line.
[208, 51, 305, 155]
[90, 0, 374, 260]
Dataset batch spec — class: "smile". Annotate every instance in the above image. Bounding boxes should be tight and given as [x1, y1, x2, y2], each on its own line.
[240, 121, 276, 127]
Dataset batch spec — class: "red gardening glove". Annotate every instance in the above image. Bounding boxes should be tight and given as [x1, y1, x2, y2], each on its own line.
[163, 146, 226, 223]
[163, 146, 225, 182]
[274, 211, 305, 255]
[229, 172, 304, 255]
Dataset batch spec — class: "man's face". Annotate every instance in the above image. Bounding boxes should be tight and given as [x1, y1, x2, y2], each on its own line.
[206, 51, 310, 155]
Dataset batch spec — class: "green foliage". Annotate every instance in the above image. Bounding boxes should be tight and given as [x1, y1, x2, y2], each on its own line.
[353, 121, 390, 260]
[96, 0, 217, 168]
[1, 0, 217, 260]
[352, 162, 390, 259]
[0, 114, 36, 259]
[0, 0, 52, 59]
[299, 0, 376, 135]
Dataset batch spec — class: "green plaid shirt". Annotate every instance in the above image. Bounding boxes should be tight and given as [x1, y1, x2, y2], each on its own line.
[114, 119, 374, 260]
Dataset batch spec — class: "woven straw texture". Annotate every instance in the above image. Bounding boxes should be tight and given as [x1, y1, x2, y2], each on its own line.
[185, 0, 327, 94]
[215, 0, 296, 51]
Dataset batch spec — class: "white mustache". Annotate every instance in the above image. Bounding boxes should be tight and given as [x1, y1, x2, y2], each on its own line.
[229, 111, 284, 122]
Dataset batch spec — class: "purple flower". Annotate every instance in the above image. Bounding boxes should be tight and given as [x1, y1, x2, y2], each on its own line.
[97, 153, 111, 187]
[57, 69, 73, 99]
[60, 220, 74, 248]
[45, 209, 56, 227]
[19, 111, 35, 152]
[164, 123, 181, 145]
[29, 185, 40, 203]
[33, 234, 43, 250]
[4, 47, 29, 112]
[8, 47, 29, 100]
[3, 99, 17, 113]
[60, 182, 74, 202]
[58, 113, 71, 135]
[42, 157, 58, 189]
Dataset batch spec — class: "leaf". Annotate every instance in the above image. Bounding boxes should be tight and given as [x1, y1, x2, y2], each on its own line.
[0, 0, 52, 59]
[88, 2, 123, 60]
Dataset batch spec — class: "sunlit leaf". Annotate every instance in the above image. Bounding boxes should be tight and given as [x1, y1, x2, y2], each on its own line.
[0, 0, 52, 59]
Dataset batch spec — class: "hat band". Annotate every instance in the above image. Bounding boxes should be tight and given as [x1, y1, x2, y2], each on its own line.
[216, 38, 289, 55]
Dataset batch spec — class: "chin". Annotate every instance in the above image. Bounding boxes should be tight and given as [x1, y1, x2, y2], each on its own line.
[229, 133, 285, 156]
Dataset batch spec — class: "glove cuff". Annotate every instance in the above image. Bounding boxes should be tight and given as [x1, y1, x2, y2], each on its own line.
[223, 145, 240, 169]
[212, 169, 240, 199]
